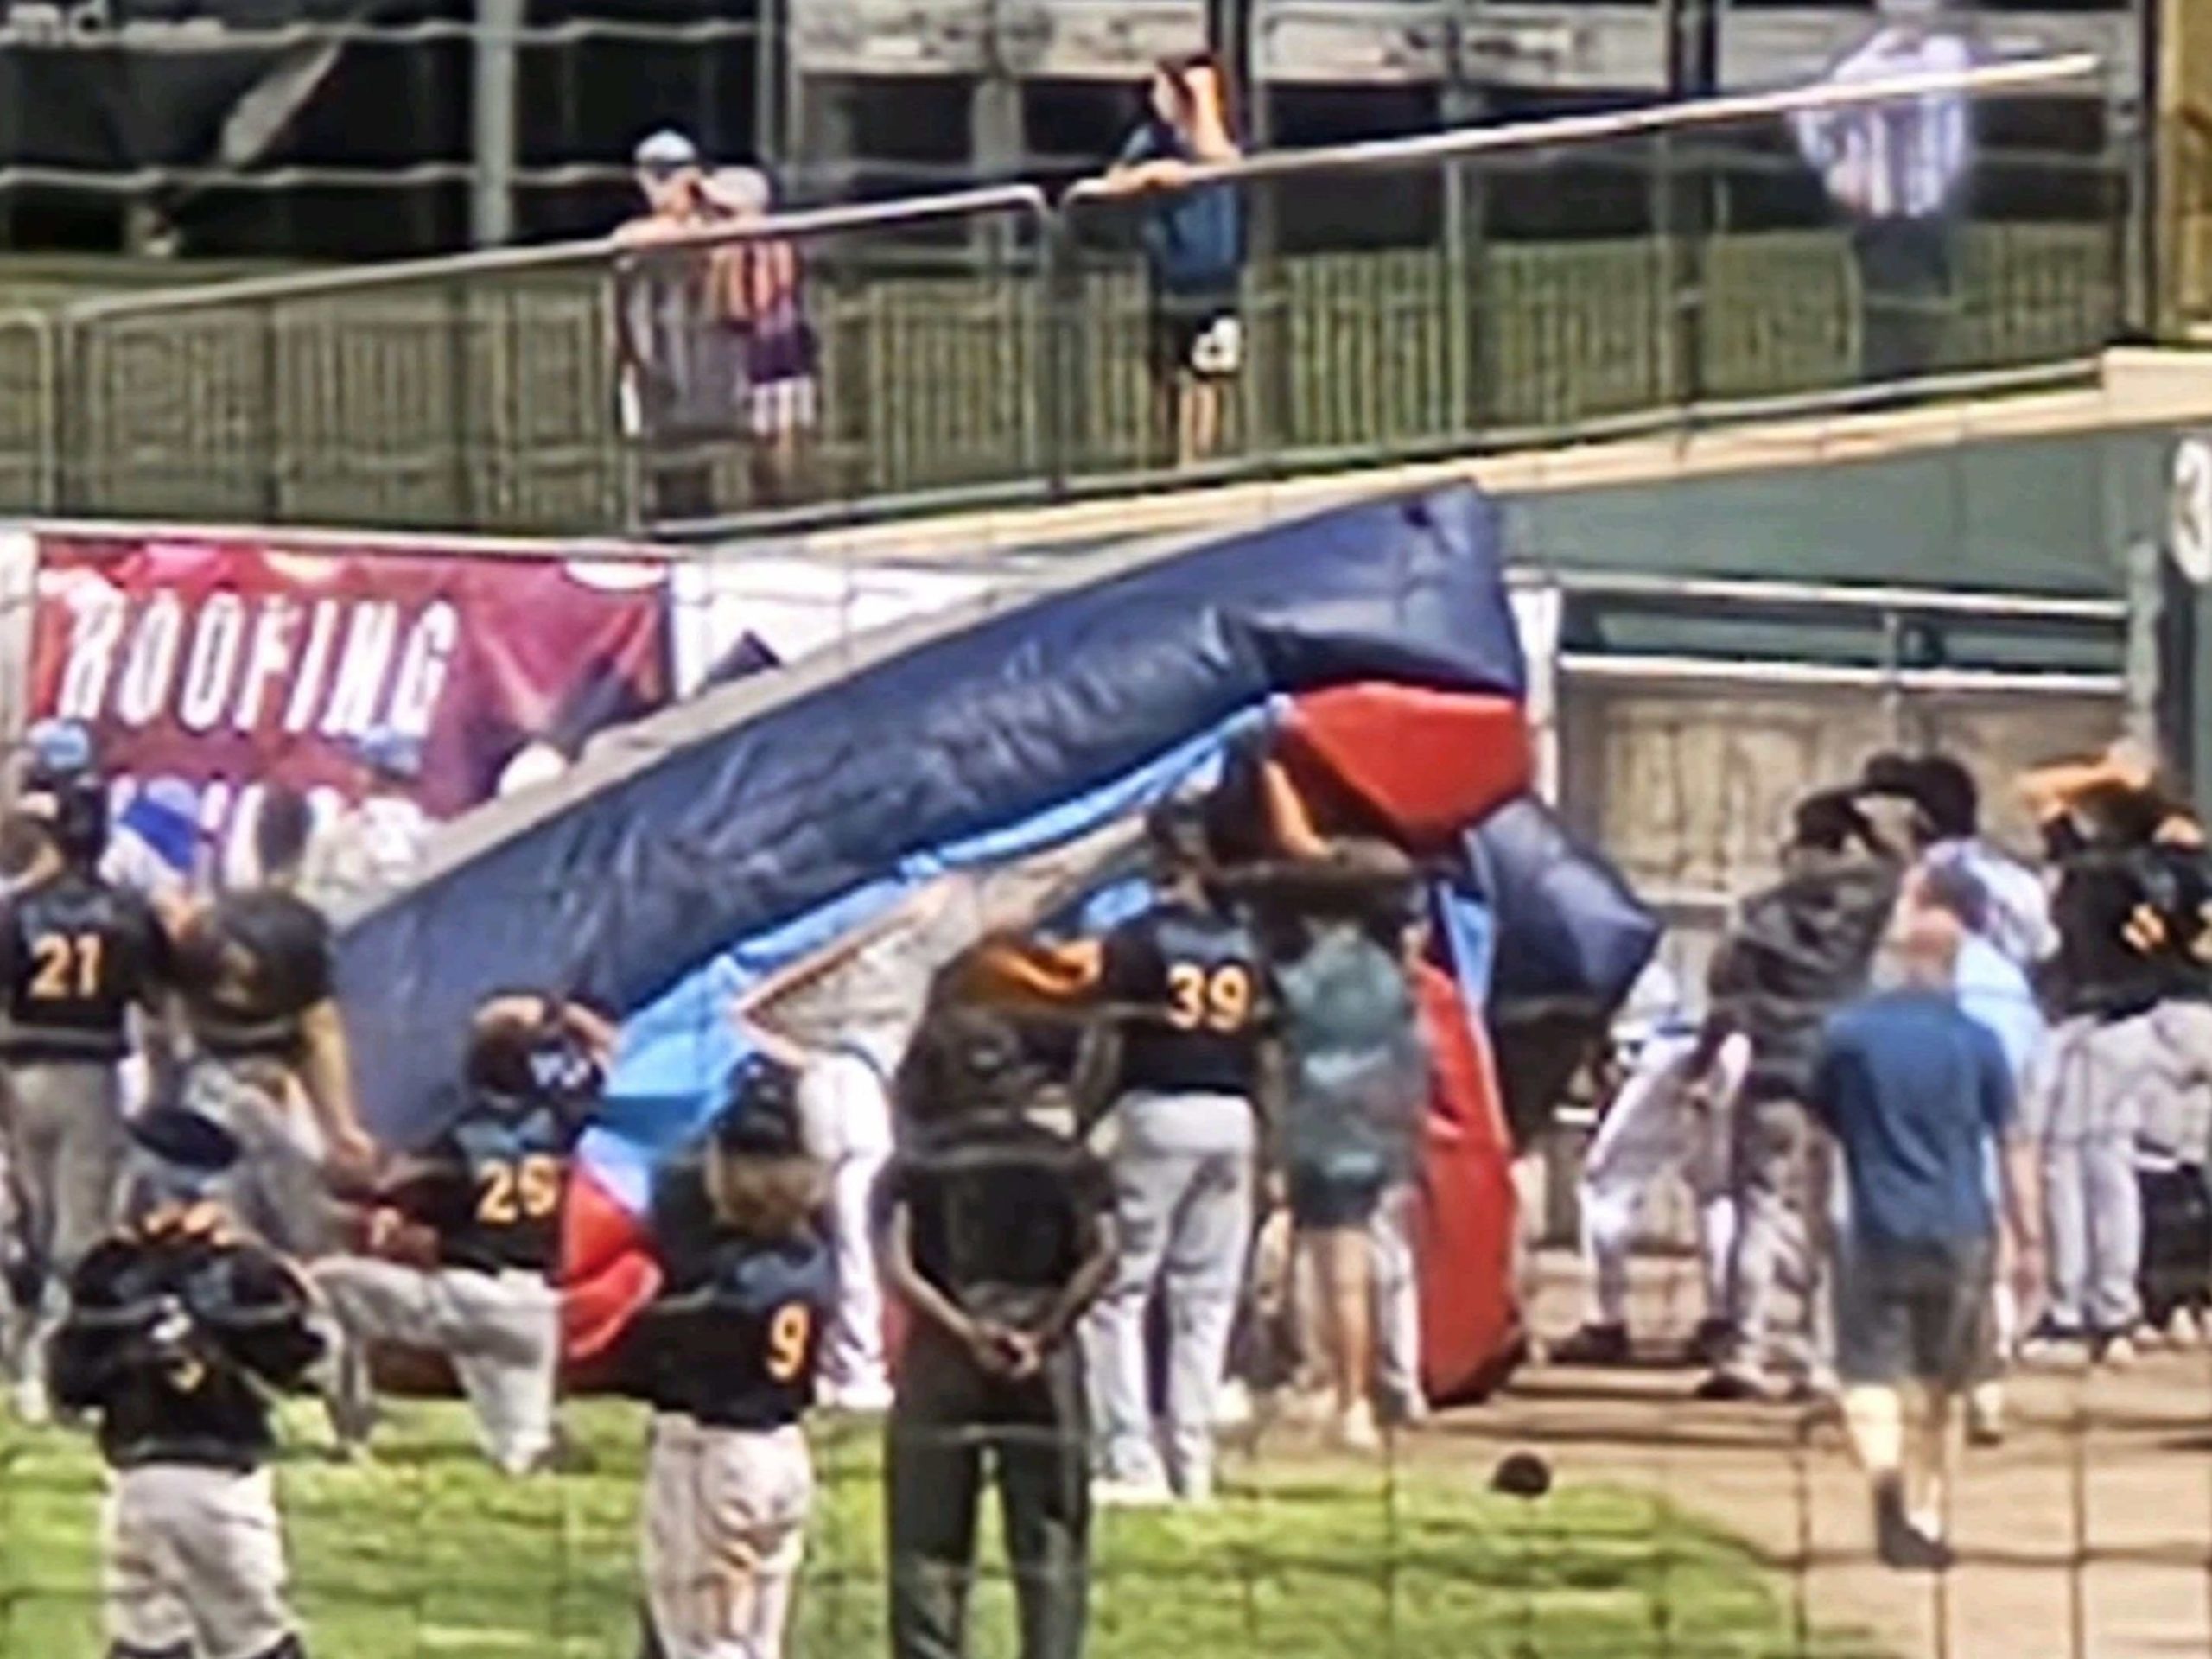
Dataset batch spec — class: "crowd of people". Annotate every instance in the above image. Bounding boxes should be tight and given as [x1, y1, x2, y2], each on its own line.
[1553, 745, 2212, 1568]
[0, 720, 1439, 1659]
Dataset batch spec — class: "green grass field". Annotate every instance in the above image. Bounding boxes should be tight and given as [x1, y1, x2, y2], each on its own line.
[0, 1397, 1879, 1659]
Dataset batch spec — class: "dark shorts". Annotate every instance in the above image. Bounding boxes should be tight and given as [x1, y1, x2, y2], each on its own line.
[2138, 1163, 2212, 1323]
[1834, 1231, 1993, 1389]
[1288, 1166, 1386, 1230]
[1147, 292, 1242, 382]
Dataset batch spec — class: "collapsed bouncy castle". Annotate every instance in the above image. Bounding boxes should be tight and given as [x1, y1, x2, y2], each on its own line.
[334, 483, 1657, 1407]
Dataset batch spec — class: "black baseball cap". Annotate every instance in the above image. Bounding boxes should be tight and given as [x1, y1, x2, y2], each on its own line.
[128, 1107, 243, 1202]
[710, 1054, 804, 1157]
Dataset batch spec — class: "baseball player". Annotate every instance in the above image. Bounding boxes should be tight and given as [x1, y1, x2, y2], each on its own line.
[627, 1056, 836, 1659]
[51, 1106, 326, 1659]
[1554, 968, 1750, 1367]
[315, 992, 610, 1473]
[0, 755, 172, 1423]
[169, 789, 373, 1266]
[1082, 799, 1274, 1504]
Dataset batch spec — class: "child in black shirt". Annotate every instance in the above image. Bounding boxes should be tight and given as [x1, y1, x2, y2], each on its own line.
[875, 1004, 1116, 1659]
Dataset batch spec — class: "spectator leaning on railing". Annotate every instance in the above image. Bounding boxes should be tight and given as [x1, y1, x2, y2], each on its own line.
[1094, 53, 1247, 470]
[707, 165, 821, 511]
[1789, 0, 1972, 387]
[612, 127, 750, 524]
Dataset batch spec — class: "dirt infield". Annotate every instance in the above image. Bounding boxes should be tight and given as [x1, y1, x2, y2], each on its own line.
[1414, 1250, 2212, 1659]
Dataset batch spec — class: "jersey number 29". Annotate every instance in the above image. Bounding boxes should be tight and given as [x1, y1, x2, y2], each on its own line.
[476, 1155, 563, 1226]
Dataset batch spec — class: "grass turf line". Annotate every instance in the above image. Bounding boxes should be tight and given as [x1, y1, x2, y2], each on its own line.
[0, 1397, 1878, 1658]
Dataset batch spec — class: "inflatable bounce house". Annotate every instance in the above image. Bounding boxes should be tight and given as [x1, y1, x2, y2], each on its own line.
[336, 483, 1656, 1408]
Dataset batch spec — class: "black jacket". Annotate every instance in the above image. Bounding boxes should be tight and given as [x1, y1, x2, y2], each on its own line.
[1709, 851, 1902, 1104]
[51, 1210, 324, 1471]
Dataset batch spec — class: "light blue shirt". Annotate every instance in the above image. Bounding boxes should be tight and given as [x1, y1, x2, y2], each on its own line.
[1954, 931, 2045, 1090]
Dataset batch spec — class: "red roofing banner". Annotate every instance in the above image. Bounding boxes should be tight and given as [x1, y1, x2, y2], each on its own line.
[27, 527, 674, 878]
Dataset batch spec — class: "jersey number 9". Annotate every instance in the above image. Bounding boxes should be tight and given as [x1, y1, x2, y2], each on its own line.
[29, 931, 103, 1001]
[1166, 961, 1252, 1033]
[476, 1154, 563, 1226]
[766, 1301, 812, 1382]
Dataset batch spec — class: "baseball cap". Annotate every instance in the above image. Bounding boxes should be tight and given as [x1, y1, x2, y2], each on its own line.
[710, 1054, 805, 1157]
[355, 724, 423, 780]
[128, 1107, 243, 1204]
[634, 128, 702, 177]
[22, 717, 96, 785]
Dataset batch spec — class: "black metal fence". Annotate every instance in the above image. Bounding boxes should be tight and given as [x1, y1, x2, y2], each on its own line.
[0, 55, 2131, 539]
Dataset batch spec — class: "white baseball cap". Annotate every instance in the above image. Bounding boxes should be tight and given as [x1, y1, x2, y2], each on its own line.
[633, 128, 702, 175]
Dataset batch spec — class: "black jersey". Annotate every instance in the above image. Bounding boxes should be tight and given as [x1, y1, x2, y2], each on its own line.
[2136, 841, 2212, 1001]
[628, 1229, 836, 1429]
[391, 1089, 594, 1276]
[0, 868, 168, 1061]
[2050, 846, 2171, 1020]
[173, 887, 334, 1059]
[50, 1208, 324, 1471]
[1098, 899, 1266, 1098]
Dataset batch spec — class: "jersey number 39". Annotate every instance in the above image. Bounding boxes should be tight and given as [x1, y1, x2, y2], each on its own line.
[1166, 961, 1252, 1033]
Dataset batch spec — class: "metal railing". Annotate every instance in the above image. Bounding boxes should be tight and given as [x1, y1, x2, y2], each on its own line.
[0, 51, 2124, 539]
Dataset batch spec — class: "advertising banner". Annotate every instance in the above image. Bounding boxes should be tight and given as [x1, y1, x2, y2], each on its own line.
[27, 526, 673, 879]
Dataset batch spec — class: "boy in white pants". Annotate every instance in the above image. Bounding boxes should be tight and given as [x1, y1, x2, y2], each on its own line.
[1554, 1016, 1750, 1366]
[796, 1039, 895, 1412]
[629, 1056, 836, 1659]
[53, 1107, 326, 1659]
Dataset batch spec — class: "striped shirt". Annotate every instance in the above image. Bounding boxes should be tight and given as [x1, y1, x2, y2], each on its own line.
[1791, 27, 1972, 221]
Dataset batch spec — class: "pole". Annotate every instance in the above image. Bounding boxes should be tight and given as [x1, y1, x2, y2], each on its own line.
[470, 0, 520, 247]
[1440, 0, 1485, 434]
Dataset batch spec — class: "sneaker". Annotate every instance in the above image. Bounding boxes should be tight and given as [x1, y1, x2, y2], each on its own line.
[1334, 1400, 1382, 1453]
[824, 1376, 896, 1416]
[1550, 1322, 1632, 1366]
[1093, 1473, 1176, 1509]
[1873, 1478, 1955, 1573]
[1688, 1318, 1738, 1368]
[1693, 1369, 1766, 1402]
[1172, 1465, 1217, 1507]
[2092, 1329, 2138, 1370]
[1212, 1379, 1255, 1431]
[1966, 1382, 2005, 1448]
[10, 1373, 50, 1428]
[1377, 1385, 1431, 1429]
[2169, 1308, 2203, 1349]
[2020, 1317, 2090, 1365]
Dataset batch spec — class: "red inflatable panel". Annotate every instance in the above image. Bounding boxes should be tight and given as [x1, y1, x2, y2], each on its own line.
[560, 1166, 661, 1369]
[1280, 685, 1533, 849]
[561, 1165, 649, 1287]
[565, 1250, 664, 1365]
[1411, 962, 1524, 1406]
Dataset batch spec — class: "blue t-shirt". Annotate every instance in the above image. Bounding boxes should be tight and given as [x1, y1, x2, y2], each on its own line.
[1809, 988, 2014, 1244]
[1118, 122, 1245, 297]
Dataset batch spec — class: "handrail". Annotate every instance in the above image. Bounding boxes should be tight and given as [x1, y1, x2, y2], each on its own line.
[60, 182, 1054, 321]
[1062, 53, 2103, 203]
[1542, 569, 2129, 623]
